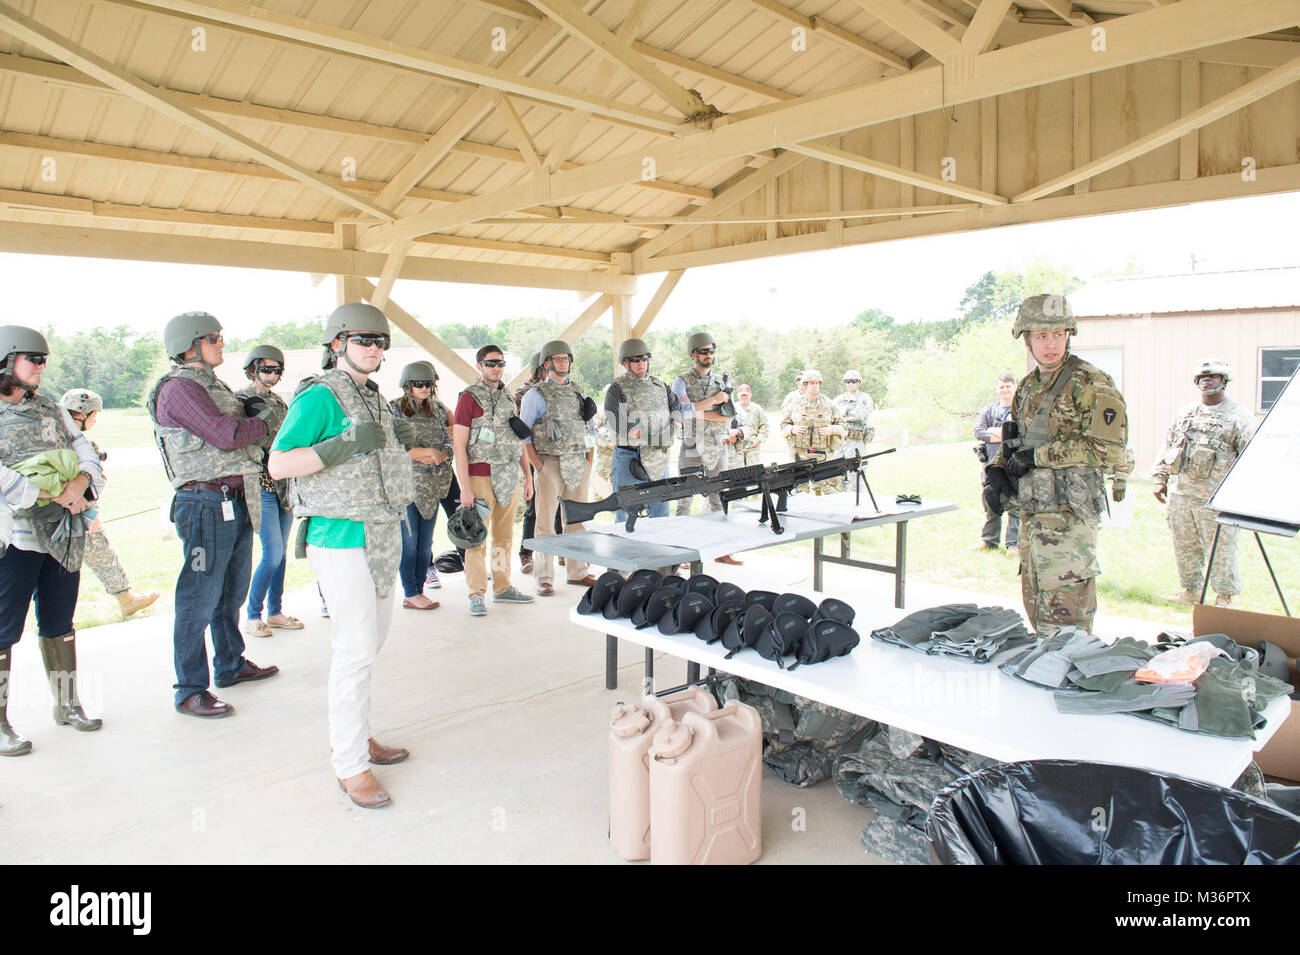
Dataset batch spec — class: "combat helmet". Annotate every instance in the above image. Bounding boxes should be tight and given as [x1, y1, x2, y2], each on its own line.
[686, 331, 715, 354]
[0, 325, 49, 372]
[1011, 294, 1076, 339]
[321, 302, 390, 345]
[447, 504, 488, 549]
[163, 311, 222, 360]
[540, 339, 573, 365]
[60, 388, 103, 414]
[399, 360, 438, 387]
[243, 344, 286, 378]
[618, 338, 650, 362]
[802, 368, 823, 383]
[1192, 359, 1231, 384]
[842, 369, 861, 383]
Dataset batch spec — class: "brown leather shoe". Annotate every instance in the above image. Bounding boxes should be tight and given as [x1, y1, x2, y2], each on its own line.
[175, 690, 235, 719]
[338, 769, 391, 809]
[537, 582, 555, 597]
[368, 737, 410, 765]
[215, 659, 280, 688]
[567, 574, 598, 587]
[713, 554, 745, 566]
[520, 557, 535, 575]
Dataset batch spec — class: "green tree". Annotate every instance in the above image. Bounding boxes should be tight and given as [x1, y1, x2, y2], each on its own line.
[777, 355, 804, 398]
[42, 326, 166, 408]
[228, 317, 323, 351]
[730, 349, 766, 405]
[852, 307, 896, 332]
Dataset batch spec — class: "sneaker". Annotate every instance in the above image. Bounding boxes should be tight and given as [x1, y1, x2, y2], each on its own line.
[469, 595, 487, 616]
[426, 566, 441, 589]
[520, 556, 534, 575]
[493, 586, 535, 604]
[242, 618, 272, 638]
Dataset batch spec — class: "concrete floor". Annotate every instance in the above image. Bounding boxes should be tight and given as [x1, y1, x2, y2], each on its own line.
[0, 548, 1165, 865]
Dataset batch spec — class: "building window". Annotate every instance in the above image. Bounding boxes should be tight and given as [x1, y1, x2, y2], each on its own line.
[1259, 347, 1300, 412]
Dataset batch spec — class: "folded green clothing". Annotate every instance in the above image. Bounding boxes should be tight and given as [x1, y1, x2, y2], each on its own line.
[1068, 668, 1135, 694]
[15, 448, 81, 496]
[1070, 636, 1158, 677]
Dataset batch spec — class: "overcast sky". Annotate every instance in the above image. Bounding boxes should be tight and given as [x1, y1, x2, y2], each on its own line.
[3, 190, 1295, 340]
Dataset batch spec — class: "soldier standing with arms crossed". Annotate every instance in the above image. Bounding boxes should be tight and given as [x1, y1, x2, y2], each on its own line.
[521, 339, 598, 596]
[672, 332, 744, 565]
[60, 388, 160, 616]
[452, 344, 534, 616]
[780, 369, 847, 494]
[985, 295, 1129, 637]
[268, 303, 414, 808]
[1151, 360, 1257, 608]
[391, 360, 453, 611]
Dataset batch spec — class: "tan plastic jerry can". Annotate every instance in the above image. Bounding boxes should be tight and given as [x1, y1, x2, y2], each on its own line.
[608, 687, 718, 861]
[648, 700, 763, 865]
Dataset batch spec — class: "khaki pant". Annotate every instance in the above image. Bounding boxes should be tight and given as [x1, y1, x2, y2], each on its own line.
[533, 453, 591, 585]
[465, 474, 520, 598]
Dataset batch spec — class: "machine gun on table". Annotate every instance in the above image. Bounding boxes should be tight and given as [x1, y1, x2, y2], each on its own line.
[563, 448, 896, 534]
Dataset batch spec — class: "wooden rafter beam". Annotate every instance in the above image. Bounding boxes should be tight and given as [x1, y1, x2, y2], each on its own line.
[1038, 0, 1094, 26]
[359, 0, 1300, 247]
[413, 234, 613, 263]
[369, 240, 413, 312]
[479, 204, 974, 226]
[846, 0, 965, 62]
[790, 141, 1007, 205]
[525, 0, 711, 118]
[738, 0, 911, 72]
[1013, 53, 1300, 202]
[631, 270, 684, 338]
[361, 280, 479, 385]
[911, 0, 972, 28]
[630, 40, 792, 101]
[123, 0, 685, 134]
[505, 293, 613, 391]
[0, 2, 395, 221]
[962, 0, 1013, 53]
[494, 94, 544, 172]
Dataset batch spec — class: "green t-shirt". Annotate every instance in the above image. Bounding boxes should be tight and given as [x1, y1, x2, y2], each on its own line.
[272, 384, 366, 549]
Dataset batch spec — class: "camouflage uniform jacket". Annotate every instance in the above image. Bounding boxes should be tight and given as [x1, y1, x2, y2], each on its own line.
[1150, 397, 1256, 499]
[292, 370, 414, 597]
[529, 378, 592, 493]
[237, 383, 291, 510]
[464, 379, 525, 506]
[780, 394, 846, 455]
[833, 391, 875, 442]
[389, 397, 454, 518]
[995, 356, 1128, 521]
[678, 368, 731, 470]
[610, 372, 674, 449]
[147, 363, 263, 532]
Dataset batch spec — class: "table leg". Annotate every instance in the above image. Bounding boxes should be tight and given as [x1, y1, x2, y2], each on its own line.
[605, 634, 617, 690]
[841, 531, 851, 559]
[690, 559, 702, 576]
[686, 661, 700, 683]
[644, 647, 654, 695]
[813, 535, 823, 592]
[895, 521, 907, 608]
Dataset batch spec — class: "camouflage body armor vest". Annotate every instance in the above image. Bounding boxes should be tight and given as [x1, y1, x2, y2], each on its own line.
[532, 378, 591, 493]
[614, 371, 673, 483]
[1014, 356, 1107, 521]
[1162, 399, 1250, 496]
[237, 384, 290, 511]
[465, 380, 524, 506]
[392, 398, 454, 518]
[147, 363, 263, 532]
[293, 371, 412, 597]
[790, 395, 844, 455]
[0, 393, 87, 571]
[681, 368, 730, 470]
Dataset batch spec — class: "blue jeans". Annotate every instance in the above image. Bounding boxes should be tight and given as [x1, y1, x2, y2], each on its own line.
[400, 503, 438, 598]
[0, 546, 80, 650]
[612, 447, 669, 523]
[247, 489, 293, 619]
[170, 489, 253, 705]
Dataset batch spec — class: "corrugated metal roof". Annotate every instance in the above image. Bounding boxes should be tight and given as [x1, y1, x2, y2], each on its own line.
[1073, 267, 1300, 317]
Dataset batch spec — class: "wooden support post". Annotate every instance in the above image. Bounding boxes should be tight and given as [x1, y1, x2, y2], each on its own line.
[1180, 60, 1201, 181]
[898, 115, 915, 218]
[359, 280, 479, 386]
[612, 295, 630, 375]
[335, 222, 366, 305]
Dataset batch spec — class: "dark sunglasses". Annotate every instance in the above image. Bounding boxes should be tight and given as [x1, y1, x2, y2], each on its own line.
[407, 380, 434, 389]
[198, 333, 223, 345]
[627, 354, 651, 363]
[347, 333, 390, 349]
[843, 379, 860, 384]
[257, 364, 283, 375]
[18, 352, 47, 366]
[479, 359, 507, 368]
[694, 347, 716, 356]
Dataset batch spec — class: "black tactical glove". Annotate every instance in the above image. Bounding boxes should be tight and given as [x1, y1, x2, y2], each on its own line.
[1005, 449, 1037, 482]
[982, 480, 1004, 517]
[985, 464, 1014, 501]
[392, 418, 417, 448]
[242, 394, 274, 421]
[508, 415, 531, 439]
[580, 395, 598, 422]
[312, 422, 386, 468]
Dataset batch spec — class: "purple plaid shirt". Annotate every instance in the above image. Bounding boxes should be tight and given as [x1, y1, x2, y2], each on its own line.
[154, 373, 268, 490]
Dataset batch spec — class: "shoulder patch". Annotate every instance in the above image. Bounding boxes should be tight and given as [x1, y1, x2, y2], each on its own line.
[1090, 385, 1127, 444]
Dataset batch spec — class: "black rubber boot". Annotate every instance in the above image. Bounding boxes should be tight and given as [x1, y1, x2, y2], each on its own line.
[0, 648, 32, 755]
[39, 634, 102, 732]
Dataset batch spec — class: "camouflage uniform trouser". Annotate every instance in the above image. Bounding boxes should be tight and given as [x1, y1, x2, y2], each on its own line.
[1017, 510, 1099, 637]
[675, 444, 725, 516]
[792, 451, 844, 496]
[1168, 490, 1239, 596]
[82, 528, 129, 596]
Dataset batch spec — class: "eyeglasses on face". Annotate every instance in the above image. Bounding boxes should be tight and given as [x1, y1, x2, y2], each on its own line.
[694, 347, 716, 356]
[257, 364, 283, 375]
[17, 352, 47, 366]
[549, 354, 573, 363]
[408, 380, 434, 389]
[478, 359, 507, 368]
[198, 333, 223, 345]
[627, 354, 651, 363]
[347, 333, 390, 350]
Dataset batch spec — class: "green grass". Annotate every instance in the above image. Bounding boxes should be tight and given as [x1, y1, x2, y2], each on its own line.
[53, 414, 1300, 631]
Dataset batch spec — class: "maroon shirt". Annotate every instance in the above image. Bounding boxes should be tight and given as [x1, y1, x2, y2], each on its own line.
[453, 390, 491, 477]
[154, 372, 268, 489]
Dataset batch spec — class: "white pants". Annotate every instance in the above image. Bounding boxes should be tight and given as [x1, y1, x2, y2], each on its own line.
[307, 545, 395, 779]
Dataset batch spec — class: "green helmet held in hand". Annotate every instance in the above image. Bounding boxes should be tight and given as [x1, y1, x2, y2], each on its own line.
[1011, 294, 1076, 339]
[399, 360, 438, 387]
[686, 331, 715, 355]
[447, 504, 488, 549]
[243, 344, 286, 378]
[163, 311, 221, 360]
[618, 338, 650, 363]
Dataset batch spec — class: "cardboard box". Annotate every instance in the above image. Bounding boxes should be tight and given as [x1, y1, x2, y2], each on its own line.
[1193, 604, 1300, 782]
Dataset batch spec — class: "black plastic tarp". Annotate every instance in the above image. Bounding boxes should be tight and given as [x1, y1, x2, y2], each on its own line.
[927, 760, 1300, 865]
